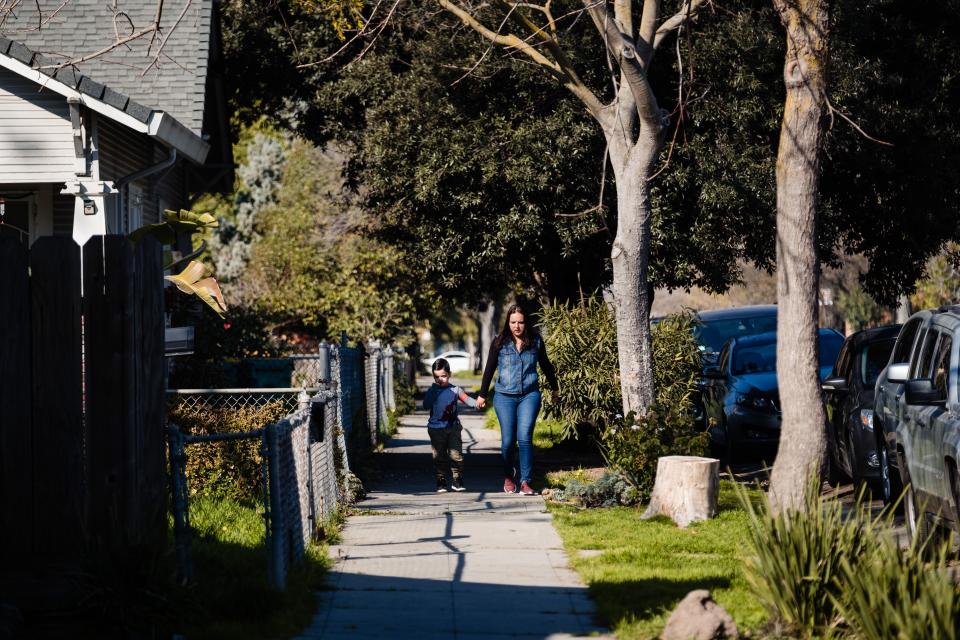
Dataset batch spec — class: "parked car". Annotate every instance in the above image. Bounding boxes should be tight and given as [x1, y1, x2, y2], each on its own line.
[873, 310, 933, 506]
[821, 325, 900, 491]
[693, 305, 778, 366]
[421, 350, 473, 373]
[875, 306, 960, 538]
[702, 328, 845, 463]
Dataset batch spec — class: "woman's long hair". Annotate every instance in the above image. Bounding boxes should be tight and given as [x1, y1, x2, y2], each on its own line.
[494, 303, 539, 351]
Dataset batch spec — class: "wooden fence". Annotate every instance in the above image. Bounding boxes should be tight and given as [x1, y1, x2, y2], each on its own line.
[0, 235, 166, 569]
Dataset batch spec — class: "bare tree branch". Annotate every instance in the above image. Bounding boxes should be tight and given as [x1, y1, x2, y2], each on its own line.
[439, 0, 605, 116]
[652, 0, 708, 50]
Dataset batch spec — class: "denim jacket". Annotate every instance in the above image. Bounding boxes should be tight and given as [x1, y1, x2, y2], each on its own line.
[494, 335, 543, 395]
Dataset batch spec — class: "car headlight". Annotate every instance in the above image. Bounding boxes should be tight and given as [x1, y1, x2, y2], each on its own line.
[859, 409, 874, 432]
[736, 394, 773, 411]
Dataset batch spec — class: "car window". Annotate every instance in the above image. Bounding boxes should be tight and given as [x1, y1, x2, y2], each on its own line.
[911, 329, 938, 379]
[932, 333, 952, 400]
[694, 315, 777, 353]
[859, 339, 896, 388]
[819, 333, 845, 369]
[732, 342, 776, 375]
[832, 341, 852, 380]
[893, 318, 921, 364]
[717, 344, 730, 373]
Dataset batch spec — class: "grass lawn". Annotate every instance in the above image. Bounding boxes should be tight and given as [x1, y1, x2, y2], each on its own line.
[547, 480, 767, 639]
[175, 494, 334, 639]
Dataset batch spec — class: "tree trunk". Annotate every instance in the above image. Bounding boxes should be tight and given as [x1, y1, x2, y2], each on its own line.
[768, 0, 831, 514]
[642, 456, 720, 527]
[895, 294, 912, 324]
[477, 300, 499, 373]
[608, 141, 658, 416]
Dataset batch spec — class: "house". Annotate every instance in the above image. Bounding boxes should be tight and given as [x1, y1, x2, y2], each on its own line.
[0, 0, 231, 246]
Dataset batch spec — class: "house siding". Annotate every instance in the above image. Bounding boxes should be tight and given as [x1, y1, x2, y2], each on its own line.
[0, 68, 74, 183]
[97, 118, 188, 229]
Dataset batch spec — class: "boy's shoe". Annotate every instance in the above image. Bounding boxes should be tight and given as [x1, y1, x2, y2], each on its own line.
[451, 480, 466, 492]
[519, 481, 536, 496]
[436, 479, 448, 493]
[503, 476, 517, 493]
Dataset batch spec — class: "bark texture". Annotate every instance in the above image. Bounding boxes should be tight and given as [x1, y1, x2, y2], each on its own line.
[608, 142, 658, 412]
[642, 455, 720, 527]
[768, 0, 830, 514]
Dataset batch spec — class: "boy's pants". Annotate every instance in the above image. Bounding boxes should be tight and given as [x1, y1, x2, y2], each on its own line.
[428, 424, 463, 482]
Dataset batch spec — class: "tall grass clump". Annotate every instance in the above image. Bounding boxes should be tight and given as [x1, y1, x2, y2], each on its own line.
[735, 478, 874, 636]
[832, 533, 959, 640]
[737, 476, 960, 639]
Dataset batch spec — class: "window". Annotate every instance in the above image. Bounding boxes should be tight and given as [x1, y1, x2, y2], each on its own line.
[893, 318, 921, 364]
[932, 334, 952, 400]
[859, 339, 896, 388]
[718, 344, 730, 374]
[833, 342, 852, 380]
[732, 341, 776, 375]
[910, 328, 934, 379]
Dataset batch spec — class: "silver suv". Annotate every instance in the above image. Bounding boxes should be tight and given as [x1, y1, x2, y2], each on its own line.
[874, 307, 960, 538]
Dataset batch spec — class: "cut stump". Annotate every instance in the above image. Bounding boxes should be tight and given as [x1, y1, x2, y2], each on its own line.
[641, 455, 719, 527]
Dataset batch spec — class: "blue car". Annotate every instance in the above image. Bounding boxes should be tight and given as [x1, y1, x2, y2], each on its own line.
[701, 329, 845, 463]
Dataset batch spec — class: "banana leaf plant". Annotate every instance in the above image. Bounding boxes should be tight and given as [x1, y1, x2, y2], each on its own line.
[130, 209, 227, 317]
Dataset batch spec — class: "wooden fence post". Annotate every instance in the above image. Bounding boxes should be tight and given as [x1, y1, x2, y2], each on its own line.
[30, 237, 84, 559]
[0, 237, 32, 564]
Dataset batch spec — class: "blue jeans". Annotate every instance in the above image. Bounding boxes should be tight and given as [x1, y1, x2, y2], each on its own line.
[494, 390, 542, 483]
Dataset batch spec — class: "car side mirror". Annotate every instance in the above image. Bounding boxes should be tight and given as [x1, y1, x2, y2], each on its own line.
[903, 379, 946, 407]
[885, 362, 910, 383]
[702, 366, 725, 379]
[821, 376, 849, 393]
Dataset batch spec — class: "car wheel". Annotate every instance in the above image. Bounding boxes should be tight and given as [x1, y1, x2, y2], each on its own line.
[878, 438, 903, 511]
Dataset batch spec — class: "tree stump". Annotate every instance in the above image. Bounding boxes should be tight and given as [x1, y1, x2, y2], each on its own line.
[641, 456, 719, 527]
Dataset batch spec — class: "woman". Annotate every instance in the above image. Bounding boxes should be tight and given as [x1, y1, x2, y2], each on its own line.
[477, 304, 559, 495]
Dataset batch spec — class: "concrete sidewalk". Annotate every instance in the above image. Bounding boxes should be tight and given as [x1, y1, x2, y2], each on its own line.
[295, 408, 610, 640]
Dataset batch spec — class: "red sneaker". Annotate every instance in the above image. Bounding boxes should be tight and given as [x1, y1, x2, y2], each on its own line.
[503, 477, 517, 493]
[519, 481, 536, 496]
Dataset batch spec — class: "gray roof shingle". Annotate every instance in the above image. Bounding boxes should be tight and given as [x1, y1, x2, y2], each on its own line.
[1, 0, 212, 135]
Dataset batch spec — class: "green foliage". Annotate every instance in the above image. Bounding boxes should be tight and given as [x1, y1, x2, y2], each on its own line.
[539, 297, 620, 431]
[601, 410, 709, 503]
[912, 243, 960, 311]
[548, 481, 767, 639]
[832, 535, 960, 640]
[836, 286, 885, 332]
[737, 476, 960, 640]
[181, 495, 333, 639]
[540, 300, 706, 499]
[393, 374, 416, 417]
[736, 478, 872, 636]
[168, 401, 289, 502]
[548, 470, 640, 508]
[129, 209, 219, 246]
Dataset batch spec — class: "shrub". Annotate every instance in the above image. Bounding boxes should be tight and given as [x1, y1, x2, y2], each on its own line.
[601, 408, 709, 502]
[393, 374, 416, 416]
[735, 478, 875, 637]
[540, 299, 706, 498]
[548, 470, 640, 507]
[168, 400, 289, 503]
[539, 297, 620, 435]
[832, 530, 960, 640]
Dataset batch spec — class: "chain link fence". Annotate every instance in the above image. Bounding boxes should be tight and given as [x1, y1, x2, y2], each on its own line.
[165, 341, 401, 589]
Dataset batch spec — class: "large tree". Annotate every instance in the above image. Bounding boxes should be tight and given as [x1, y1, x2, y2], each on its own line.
[767, 0, 830, 512]
[430, 0, 711, 414]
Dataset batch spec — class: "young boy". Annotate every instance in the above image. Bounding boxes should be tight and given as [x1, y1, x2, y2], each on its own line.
[423, 358, 477, 492]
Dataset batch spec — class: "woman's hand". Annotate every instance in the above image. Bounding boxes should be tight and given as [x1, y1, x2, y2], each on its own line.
[476, 396, 486, 409]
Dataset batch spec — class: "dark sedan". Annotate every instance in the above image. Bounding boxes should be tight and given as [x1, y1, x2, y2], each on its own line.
[694, 305, 778, 365]
[822, 325, 900, 491]
[702, 329, 845, 463]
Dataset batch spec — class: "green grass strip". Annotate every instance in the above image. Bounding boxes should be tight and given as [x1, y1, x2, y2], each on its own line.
[547, 480, 766, 639]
